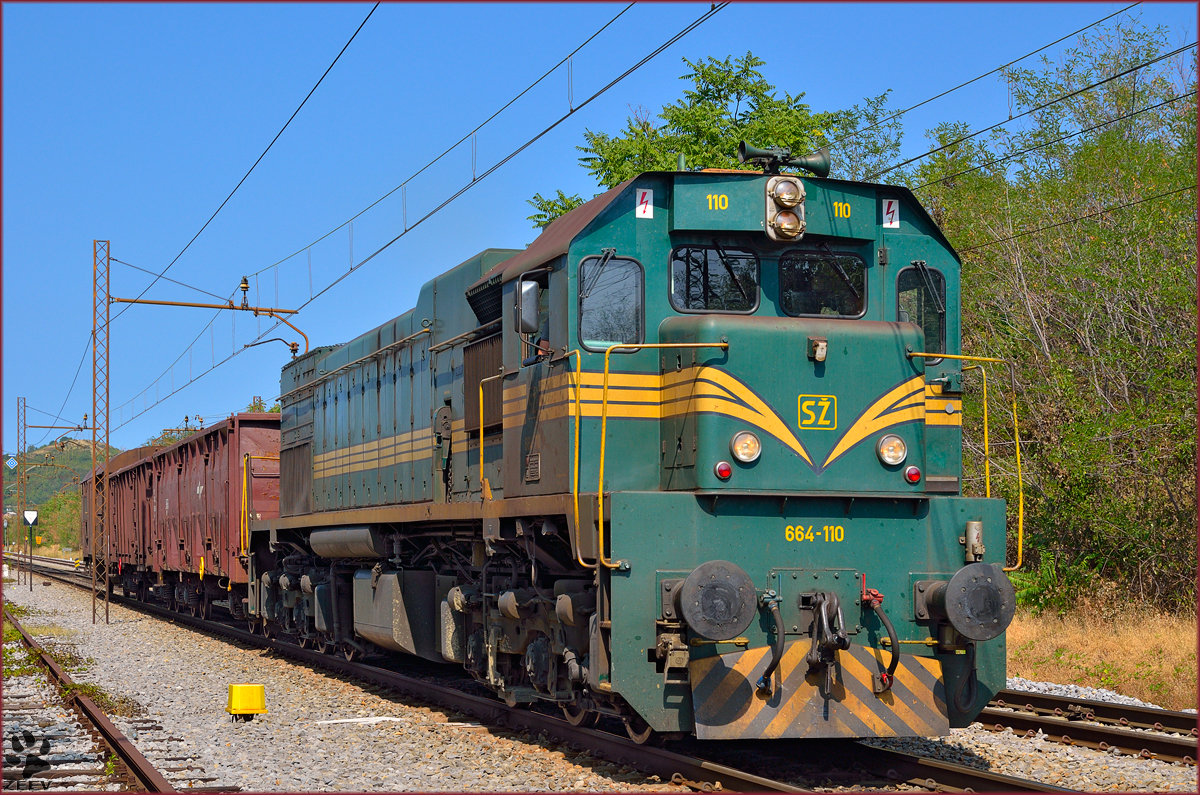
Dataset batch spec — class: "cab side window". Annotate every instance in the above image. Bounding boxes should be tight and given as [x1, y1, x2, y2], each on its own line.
[897, 264, 946, 355]
[578, 255, 644, 351]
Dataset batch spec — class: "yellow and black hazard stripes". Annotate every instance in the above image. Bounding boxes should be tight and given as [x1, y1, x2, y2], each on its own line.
[688, 641, 948, 740]
[820, 376, 925, 471]
[924, 383, 962, 427]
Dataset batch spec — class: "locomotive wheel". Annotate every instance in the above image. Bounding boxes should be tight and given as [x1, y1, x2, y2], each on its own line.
[624, 715, 656, 745]
[343, 646, 362, 663]
[562, 702, 599, 728]
[247, 619, 260, 635]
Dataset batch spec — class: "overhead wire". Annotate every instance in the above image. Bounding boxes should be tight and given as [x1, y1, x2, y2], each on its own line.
[242, 2, 637, 281]
[31, 338, 91, 447]
[109, 3, 726, 434]
[913, 89, 1198, 190]
[108, 2, 380, 326]
[111, 257, 228, 302]
[829, 2, 1142, 149]
[957, 184, 1196, 254]
[867, 41, 1196, 180]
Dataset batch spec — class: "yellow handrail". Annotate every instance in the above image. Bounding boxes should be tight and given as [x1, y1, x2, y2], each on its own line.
[560, 351, 594, 570]
[598, 342, 729, 569]
[241, 453, 280, 556]
[961, 365, 990, 498]
[908, 352, 1023, 571]
[478, 372, 505, 501]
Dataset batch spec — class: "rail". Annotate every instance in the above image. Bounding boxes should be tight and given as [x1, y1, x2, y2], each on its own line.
[909, 352, 1024, 571]
[13, 555, 1073, 793]
[4, 606, 176, 792]
[598, 343, 729, 569]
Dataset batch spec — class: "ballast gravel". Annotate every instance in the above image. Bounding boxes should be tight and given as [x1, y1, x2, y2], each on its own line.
[6, 577, 1195, 792]
[3, 579, 686, 792]
[1007, 676, 1197, 713]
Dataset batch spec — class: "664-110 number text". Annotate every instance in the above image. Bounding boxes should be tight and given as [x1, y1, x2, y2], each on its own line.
[785, 524, 845, 542]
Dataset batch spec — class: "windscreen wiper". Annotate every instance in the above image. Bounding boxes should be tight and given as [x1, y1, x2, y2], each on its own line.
[913, 259, 944, 315]
[711, 239, 749, 302]
[817, 243, 860, 299]
[581, 248, 616, 301]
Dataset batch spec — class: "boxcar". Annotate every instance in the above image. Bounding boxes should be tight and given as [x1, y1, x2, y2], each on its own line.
[82, 413, 279, 617]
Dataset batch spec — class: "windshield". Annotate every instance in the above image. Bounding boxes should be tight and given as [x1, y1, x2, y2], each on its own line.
[670, 244, 759, 313]
[779, 251, 866, 318]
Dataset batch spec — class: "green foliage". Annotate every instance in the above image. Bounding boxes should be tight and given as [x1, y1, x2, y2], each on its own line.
[527, 190, 588, 229]
[246, 396, 281, 413]
[3, 439, 105, 515]
[903, 20, 1197, 610]
[530, 52, 904, 226]
[33, 489, 81, 549]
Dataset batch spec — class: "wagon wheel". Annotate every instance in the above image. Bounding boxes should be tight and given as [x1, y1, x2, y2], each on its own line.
[624, 715, 656, 745]
[343, 645, 363, 663]
[200, 593, 213, 621]
[298, 636, 312, 650]
[189, 598, 201, 618]
[247, 618, 260, 635]
[562, 702, 599, 728]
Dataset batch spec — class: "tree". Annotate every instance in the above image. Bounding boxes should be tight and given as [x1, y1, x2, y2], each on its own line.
[527, 52, 903, 227]
[527, 190, 588, 229]
[899, 20, 1197, 611]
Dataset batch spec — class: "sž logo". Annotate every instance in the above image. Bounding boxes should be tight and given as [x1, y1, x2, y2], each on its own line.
[797, 395, 837, 430]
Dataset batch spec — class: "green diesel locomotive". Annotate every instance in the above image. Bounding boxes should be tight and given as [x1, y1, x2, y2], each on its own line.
[252, 144, 1018, 743]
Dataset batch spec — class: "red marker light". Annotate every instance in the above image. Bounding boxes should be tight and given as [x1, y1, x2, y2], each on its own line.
[715, 461, 733, 480]
[904, 465, 921, 483]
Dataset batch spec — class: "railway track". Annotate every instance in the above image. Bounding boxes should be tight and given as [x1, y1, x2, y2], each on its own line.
[10, 554, 1078, 792]
[3, 606, 175, 792]
[982, 691, 1197, 765]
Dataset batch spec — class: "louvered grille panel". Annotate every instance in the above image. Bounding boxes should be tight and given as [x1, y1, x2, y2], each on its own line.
[464, 334, 503, 431]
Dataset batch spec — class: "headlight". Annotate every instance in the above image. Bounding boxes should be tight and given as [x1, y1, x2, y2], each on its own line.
[771, 179, 802, 208]
[730, 431, 762, 463]
[876, 434, 907, 466]
[772, 210, 803, 238]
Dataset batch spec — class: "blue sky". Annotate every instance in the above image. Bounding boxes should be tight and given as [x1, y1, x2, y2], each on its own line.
[3, 1, 1195, 454]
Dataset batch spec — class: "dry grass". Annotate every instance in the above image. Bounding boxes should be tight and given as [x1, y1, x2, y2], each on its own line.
[1007, 590, 1197, 711]
[24, 623, 78, 639]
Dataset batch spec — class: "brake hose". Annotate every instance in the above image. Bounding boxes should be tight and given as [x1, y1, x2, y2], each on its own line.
[954, 642, 978, 713]
[755, 599, 785, 693]
[864, 588, 899, 691]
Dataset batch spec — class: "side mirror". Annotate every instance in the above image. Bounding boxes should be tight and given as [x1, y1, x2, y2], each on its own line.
[517, 281, 541, 334]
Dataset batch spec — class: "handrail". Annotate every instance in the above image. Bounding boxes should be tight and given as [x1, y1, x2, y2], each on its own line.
[431, 320, 501, 353]
[560, 350, 593, 569]
[908, 352, 1023, 571]
[598, 342, 729, 569]
[961, 365, 990, 498]
[277, 326, 431, 402]
[241, 453, 280, 556]
[477, 372, 506, 501]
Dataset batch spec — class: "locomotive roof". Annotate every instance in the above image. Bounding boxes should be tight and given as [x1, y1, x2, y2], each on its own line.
[468, 178, 633, 292]
[468, 171, 957, 295]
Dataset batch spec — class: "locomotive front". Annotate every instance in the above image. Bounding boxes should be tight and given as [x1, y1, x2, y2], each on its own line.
[548, 149, 1016, 740]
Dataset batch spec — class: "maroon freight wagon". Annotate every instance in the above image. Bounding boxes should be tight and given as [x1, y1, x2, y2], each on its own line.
[81, 413, 279, 615]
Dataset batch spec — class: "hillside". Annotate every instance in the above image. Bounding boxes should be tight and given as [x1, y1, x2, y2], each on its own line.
[3, 439, 119, 513]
